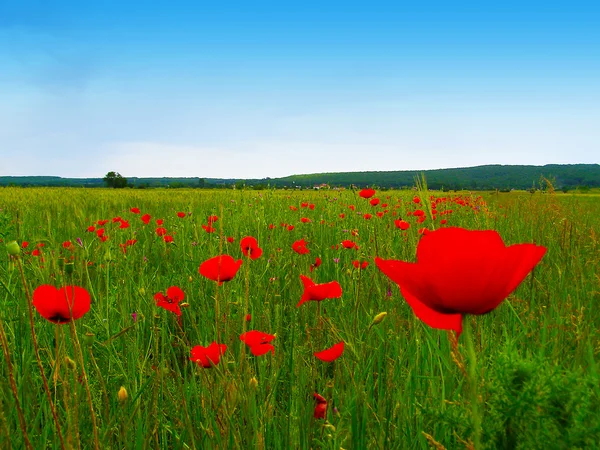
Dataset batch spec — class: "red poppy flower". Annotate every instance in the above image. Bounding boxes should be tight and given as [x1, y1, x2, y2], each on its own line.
[240, 236, 263, 260]
[199, 255, 243, 285]
[301, 202, 309, 208]
[177, 212, 186, 218]
[352, 260, 368, 269]
[156, 227, 167, 236]
[112, 216, 122, 223]
[359, 188, 376, 199]
[363, 213, 372, 220]
[154, 286, 184, 317]
[32, 285, 91, 324]
[156, 219, 164, 226]
[300, 217, 311, 223]
[190, 342, 227, 368]
[87, 225, 96, 232]
[309, 204, 315, 210]
[292, 239, 310, 255]
[314, 393, 327, 419]
[314, 341, 345, 362]
[98, 220, 109, 226]
[96, 228, 105, 237]
[22, 241, 29, 248]
[287, 225, 295, 231]
[309, 257, 322, 272]
[413, 196, 421, 204]
[375, 227, 547, 336]
[119, 220, 130, 229]
[207, 215, 218, 224]
[348, 205, 355, 211]
[130, 207, 141, 214]
[202, 225, 216, 233]
[62, 241, 73, 249]
[163, 235, 174, 243]
[289, 206, 298, 211]
[339, 213, 345, 219]
[32, 248, 41, 256]
[141, 214, 151, 225]
[370, 198, 380, 206]
[341, 240, 359, 250]
[297, 275, 342, 307]
[240, 330, 276, 356]
[394, 220, 410, 231]
[227, 236, 235, 243]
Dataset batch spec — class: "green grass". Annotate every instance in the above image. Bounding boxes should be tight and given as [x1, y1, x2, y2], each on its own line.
[1, 187, 599, 449]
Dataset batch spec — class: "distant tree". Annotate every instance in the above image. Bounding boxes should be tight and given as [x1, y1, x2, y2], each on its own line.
[103, 172, 128, 188]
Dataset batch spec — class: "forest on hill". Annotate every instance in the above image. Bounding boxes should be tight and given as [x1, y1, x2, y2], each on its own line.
[1, 164, 598, 191]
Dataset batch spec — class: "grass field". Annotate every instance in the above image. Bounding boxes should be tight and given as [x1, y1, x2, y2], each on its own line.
[1, 186, 600, 449]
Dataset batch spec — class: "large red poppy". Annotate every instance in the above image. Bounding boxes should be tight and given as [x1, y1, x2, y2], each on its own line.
[240, 236, 263, 260]
[199, 255, 243, 285]
[297, 275, 342, 307]
[314, 341, 345, 362]
[154, 286, 185, 317]
[190, 342, 227, 368]
[32, 285, 91, 324]
[375, 227, 547, 336]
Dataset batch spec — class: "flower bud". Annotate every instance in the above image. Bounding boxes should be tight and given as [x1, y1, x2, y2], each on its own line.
[118, 386, 128, 404]
[249, 377, 258, 389]
[64, 356, 77, 371]
[6, 241, 20, 256]
[83, 332, 95, 347]
[370, 312, 388, 327]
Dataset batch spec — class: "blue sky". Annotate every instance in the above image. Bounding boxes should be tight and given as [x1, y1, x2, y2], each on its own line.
[1, 0, 598, 178]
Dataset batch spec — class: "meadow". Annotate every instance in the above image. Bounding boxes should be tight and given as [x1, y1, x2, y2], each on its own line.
[1, 186, 599, 449]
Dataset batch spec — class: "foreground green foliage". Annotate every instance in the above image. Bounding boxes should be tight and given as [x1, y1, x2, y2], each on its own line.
[0, 187, 599, 449]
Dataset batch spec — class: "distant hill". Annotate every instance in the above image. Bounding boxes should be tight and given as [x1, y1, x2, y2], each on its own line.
[1, 164, 598, 190]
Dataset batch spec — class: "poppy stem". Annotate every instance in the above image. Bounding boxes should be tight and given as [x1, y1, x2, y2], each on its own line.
[463, 319, 482, 449]
[69, 319, 100, 450]
[15, 256, 66, 450]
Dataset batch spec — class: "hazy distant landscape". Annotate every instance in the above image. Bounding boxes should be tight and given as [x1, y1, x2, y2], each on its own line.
[2, 163, 599, 191]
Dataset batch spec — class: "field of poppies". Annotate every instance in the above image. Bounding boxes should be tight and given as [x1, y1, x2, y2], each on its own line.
[1, 186, 600, 449]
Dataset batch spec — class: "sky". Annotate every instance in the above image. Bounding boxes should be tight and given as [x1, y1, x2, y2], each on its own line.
[1, 0, 599, 179]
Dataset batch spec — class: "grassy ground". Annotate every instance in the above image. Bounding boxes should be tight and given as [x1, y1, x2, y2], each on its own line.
[1, 187, 599, 449]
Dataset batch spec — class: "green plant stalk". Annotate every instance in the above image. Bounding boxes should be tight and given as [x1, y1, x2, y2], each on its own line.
[463, 319, 482, 449]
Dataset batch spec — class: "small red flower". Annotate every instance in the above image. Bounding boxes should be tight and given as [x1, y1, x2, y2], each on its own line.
[156, 219, 164, 226]
[22, 241, 29, 248]
[199, 255, 243, 285]
[375, 227, 547, 337]
[156, 227, 167, 236]
[177, 212, 186, 218]
[240, 330, 275, 356]
[227, 236, 235, 243]
[394, 220, 410, 231]
[190, 342, 227, 368]
[313, 393, 327, 419]
[130, 207, 141, 214]
[314, 341, 345, 362]
[87, 225, 96, 232]
[119, 220, 130, 229]
[32, 248, 41, 256]
[287, 225, 295, 231]
[62, 241, 73, 249]
[292, 239, 310, 255]
[363, 213, 372, 220]
[370, 198, 380, 206]
[240, 236, 263, 260]
[341, 240, 359, 250]
[32, 285, 91, 324]
[98, 220, 109, 226]
[309, 257, 322, 272]
[141, 214, 151, 225]
[297, 275, 342, 307]
[359, 188, 376, 199]
[154, 286, 184, 317]
[413, 196, 421, 204]
[202, 225, 216, 233]
[300, 217, 311, 223]
[207, 215, 218, 224]
[163, 235, 174, 243]
[352, 260, 368, 269]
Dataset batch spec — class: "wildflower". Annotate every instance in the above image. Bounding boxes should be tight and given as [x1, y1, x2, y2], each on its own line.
[369, 198, 380, 206]
[154, 286, 184, 317]
[394, 220, 410, 231]
[156, 227, 167, 237]
[359, 188, 376, 199]
[310, 257, 322, 272]
[240, 330, 275, 356]
[199, 255, 243, 285]
[297, 275, 342, 307]
[314, 341, 345, 362]
[177, 212, 186, 218]
[130, 207, 141, 214]
[141, 214, 151, 225]
[118, 386, 128, 404]
[352, 260, 368, 270]
[207, 215, 218, 224]
[32, 285, 91, 324]
[240, 236, 263, 260]
[314, 393, 327, 419]
[190, 342, 227, 368]
[292, 239, 310, 255]
[202, 225, 216, 233]
[341, 240, 359, 250]
[300, 217, 311, 223]
[375, 227, 547, 336]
